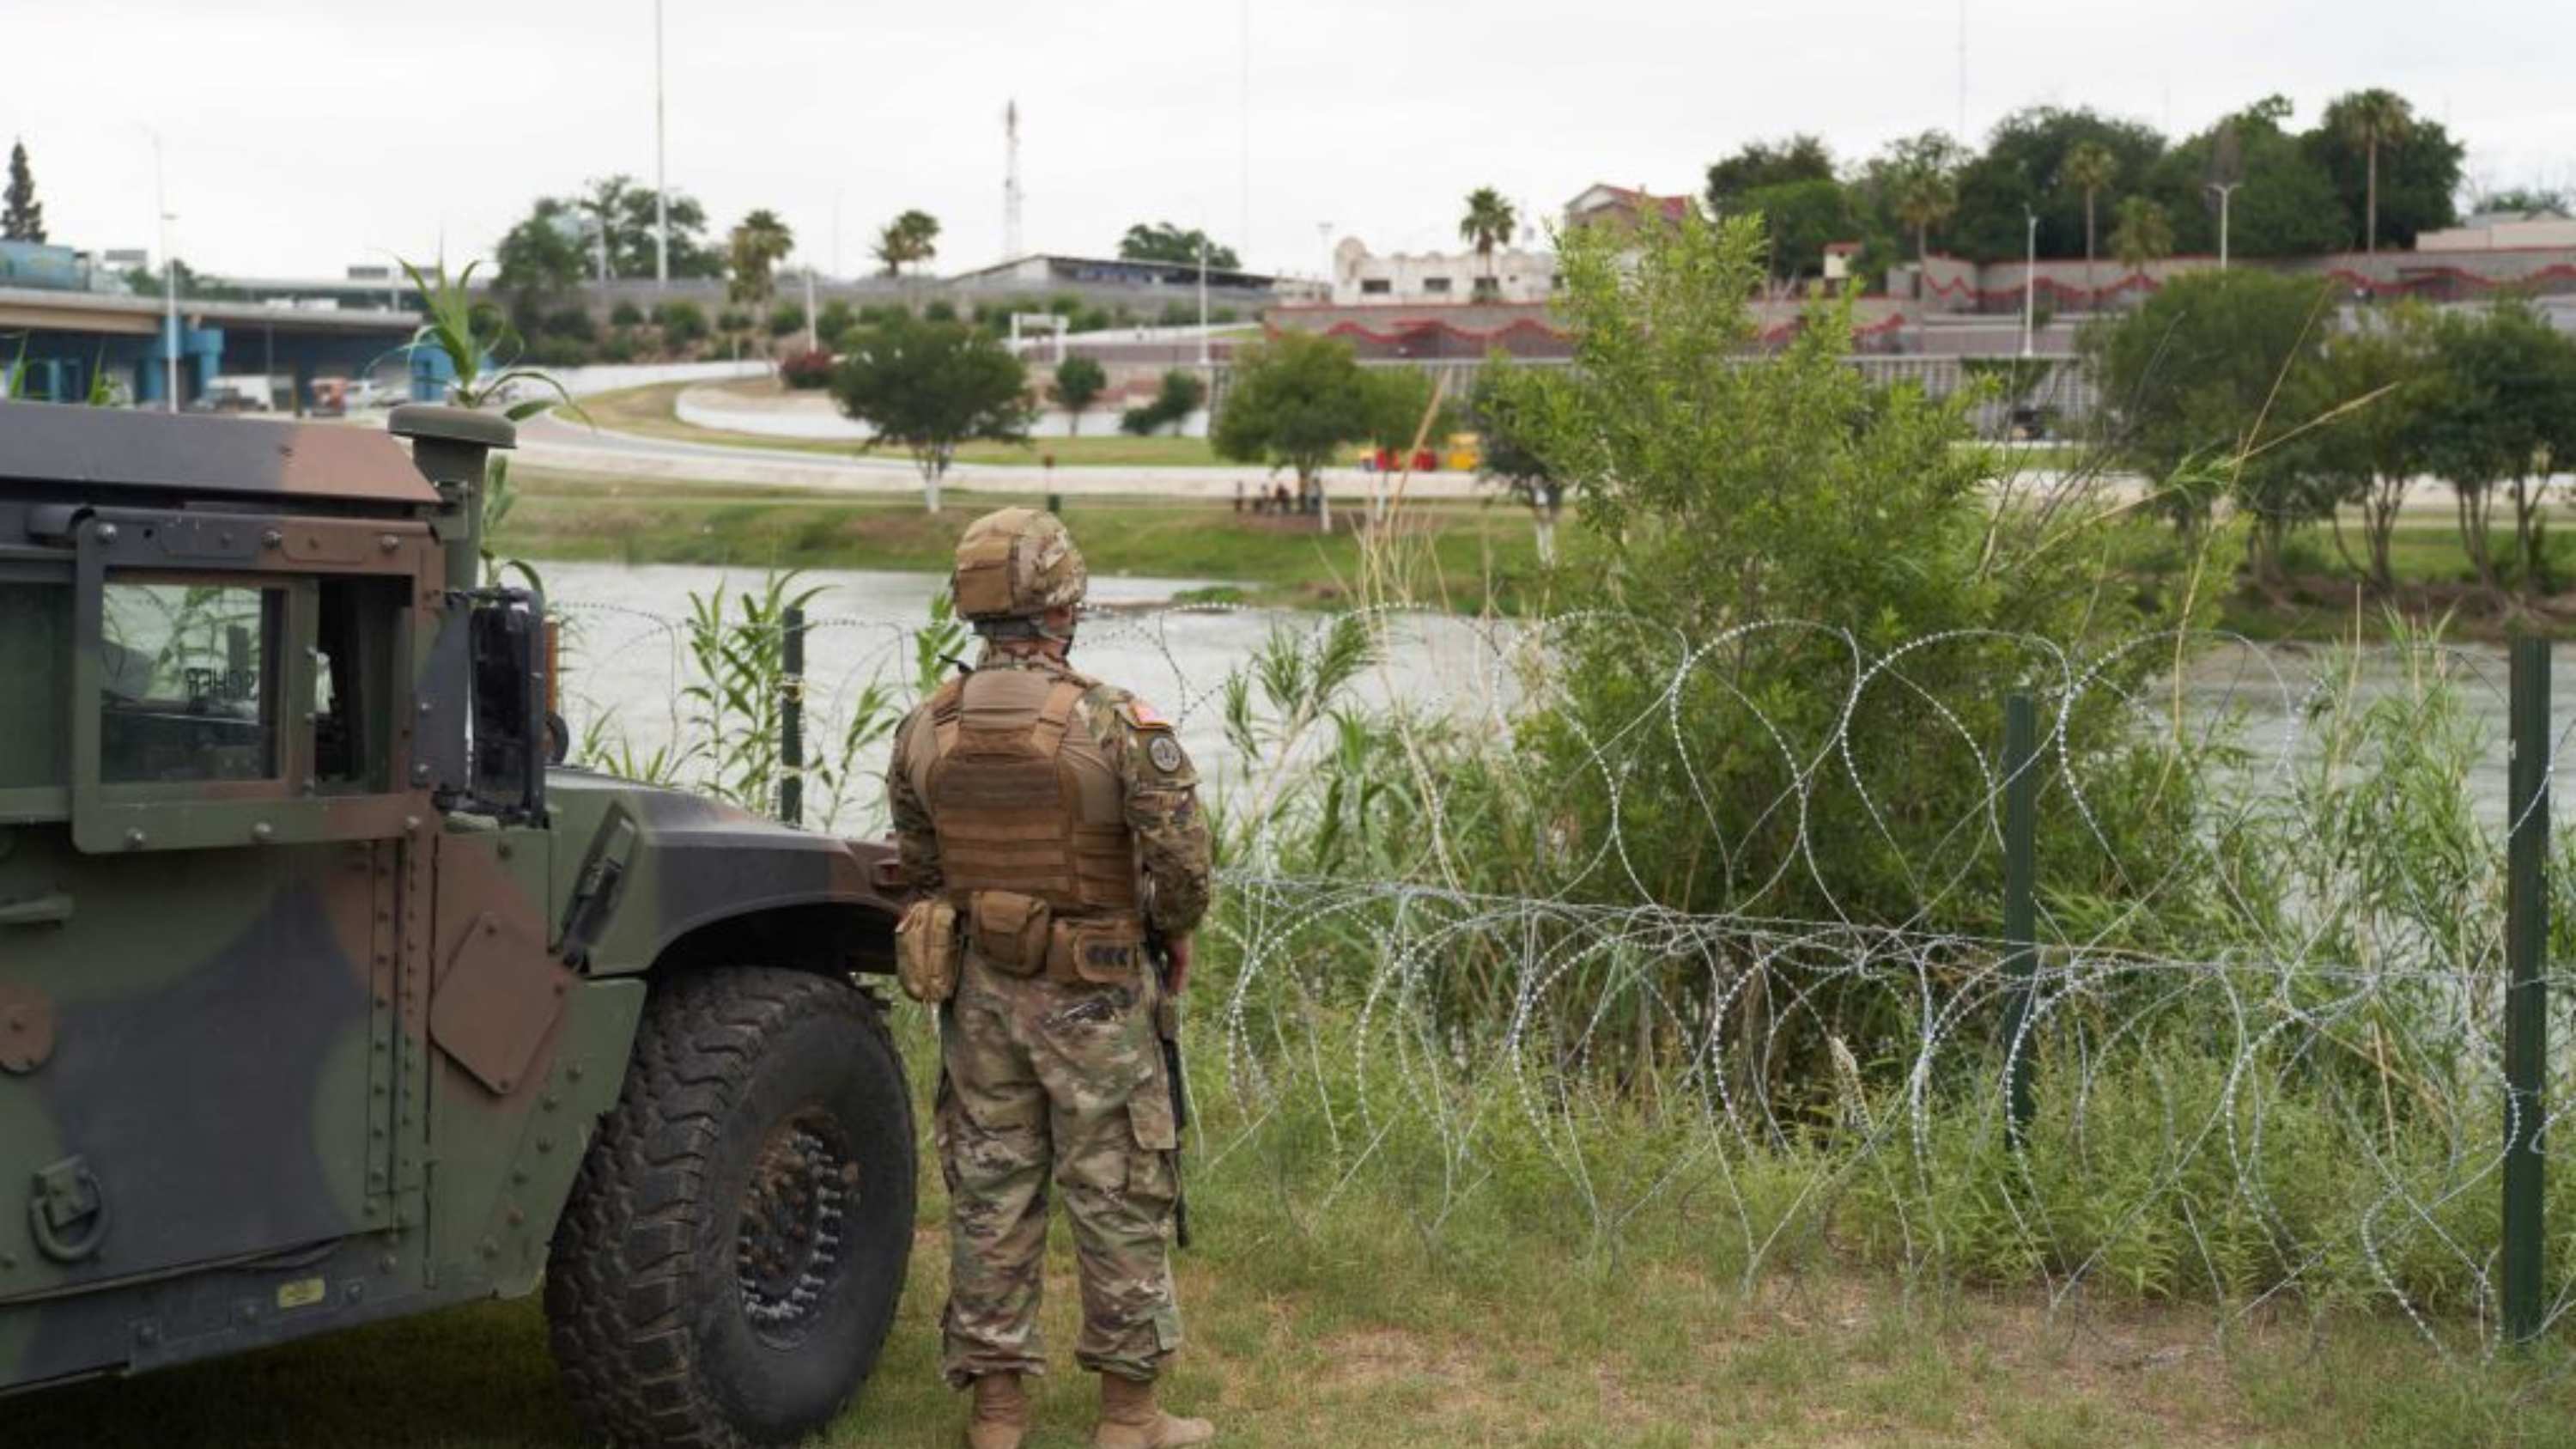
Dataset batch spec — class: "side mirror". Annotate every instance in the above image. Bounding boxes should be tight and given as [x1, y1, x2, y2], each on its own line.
[462, 589, 546, 824]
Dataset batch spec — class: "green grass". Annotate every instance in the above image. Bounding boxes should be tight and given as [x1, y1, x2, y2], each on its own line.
[15, 1081, 2569, 1448]
[493, 468, 1556, 612]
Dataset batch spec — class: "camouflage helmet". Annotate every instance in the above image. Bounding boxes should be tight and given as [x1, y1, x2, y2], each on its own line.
[951, 507, 1088, 625]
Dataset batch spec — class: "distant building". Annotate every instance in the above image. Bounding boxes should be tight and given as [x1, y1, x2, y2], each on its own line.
[1560, 184, 1698, 232]
[2415, 209, 2576, 253]
[948, 252, 1315, 300]
[1328, 235, 1555, 306]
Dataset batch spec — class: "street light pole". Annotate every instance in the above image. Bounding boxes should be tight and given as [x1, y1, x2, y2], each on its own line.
[653, 0, 670, 288]
[2020, 207, 2038, 358]
[151, 131, 177, 413]
[1197, 238, 1211, 371]
[2207, 182, 2241, 271]
[805, 266, 818, 353]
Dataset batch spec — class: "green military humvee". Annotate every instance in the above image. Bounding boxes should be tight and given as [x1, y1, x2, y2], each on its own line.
[0, 401, 918, 1446]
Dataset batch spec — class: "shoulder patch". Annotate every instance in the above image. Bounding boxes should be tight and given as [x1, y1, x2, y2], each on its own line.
[1122, 697, 1170, 729]
[1146, 734, 1188, 774]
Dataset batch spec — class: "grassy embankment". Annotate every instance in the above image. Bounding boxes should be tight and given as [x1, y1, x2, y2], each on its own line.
[538, 383, 2576, 636]
[492, 469, 1553, 612]
[15, 1029, 2572, 1449]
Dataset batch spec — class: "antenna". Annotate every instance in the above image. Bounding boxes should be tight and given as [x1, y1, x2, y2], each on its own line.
[1003, 99, 1024, 262]
[1955, 1, 1967, 140]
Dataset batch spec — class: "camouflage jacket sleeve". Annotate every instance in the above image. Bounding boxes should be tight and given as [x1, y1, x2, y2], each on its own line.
[885, 703, 942, 894]
[1085, 685, 1213, 936]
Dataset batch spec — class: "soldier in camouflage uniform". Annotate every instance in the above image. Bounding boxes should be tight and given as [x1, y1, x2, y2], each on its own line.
[887, 508, 1217, 1449]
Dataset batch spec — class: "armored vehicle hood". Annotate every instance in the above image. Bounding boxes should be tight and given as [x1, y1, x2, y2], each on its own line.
[0, 399, 439, 508]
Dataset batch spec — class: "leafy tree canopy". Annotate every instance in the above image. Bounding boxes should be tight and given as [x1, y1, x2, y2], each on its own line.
[3, 139, 45, 243]
[1949, 106, 2166, 261]
[2305, 91, 2464, 248]
[829, 313, 1031, 506]
[1118, 222, 1240, 271]
[2142, 100, 2348, 257]
[1705, 135, 1834, 210]
[1211, 332, 1372, 485]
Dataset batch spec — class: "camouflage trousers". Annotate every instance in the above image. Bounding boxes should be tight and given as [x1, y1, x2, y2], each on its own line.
[936, 952, 1182, 1388]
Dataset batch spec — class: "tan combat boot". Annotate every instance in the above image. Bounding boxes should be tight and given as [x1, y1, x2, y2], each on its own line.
[965, 1372, 1030, 1449]
[1092, 1373, 1215, 1448]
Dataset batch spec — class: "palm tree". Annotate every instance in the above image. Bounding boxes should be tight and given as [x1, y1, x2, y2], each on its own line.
[1457, 188, 1517, 301]
[726, 209, 796, 307]
[2110, 196, 2174, 271]
[2336, 89, 2415, 253]
[1893, 167, 1958, 260]
[873, 210, 942, 277]
[2057, 141, 2117, 307]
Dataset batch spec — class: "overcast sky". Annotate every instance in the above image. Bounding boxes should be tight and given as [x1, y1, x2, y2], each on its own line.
[7, 1, 2572, 282]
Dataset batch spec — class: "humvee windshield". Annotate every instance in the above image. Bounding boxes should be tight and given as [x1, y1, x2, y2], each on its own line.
[98, 581, 279, 783]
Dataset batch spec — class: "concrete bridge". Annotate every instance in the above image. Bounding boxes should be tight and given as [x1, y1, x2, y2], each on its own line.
[0, 285, 424, 409]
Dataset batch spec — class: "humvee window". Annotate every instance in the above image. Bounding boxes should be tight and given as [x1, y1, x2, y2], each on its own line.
[98, 581, 281, 783]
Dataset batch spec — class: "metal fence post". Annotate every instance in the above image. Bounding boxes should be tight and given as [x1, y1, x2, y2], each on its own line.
[2002, 691, 2038, 1145]
[2504, 634, 2549, 1345]
[779, 606, 806, 828]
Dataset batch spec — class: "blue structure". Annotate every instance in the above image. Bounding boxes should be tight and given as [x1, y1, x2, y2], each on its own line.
[2, 280, 416, 411]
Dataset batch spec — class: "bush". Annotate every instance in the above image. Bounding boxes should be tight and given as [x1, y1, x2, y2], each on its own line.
[1118, 368, 1207, 437]
[541, 306, 597, 341]
[610, 301, 645, 327]
[778, 349, 836, 390]
[816, 300, 856, 347]
[922, 299, 957, 323]
[598, 330, 640, 364]
[651, 300, 708, 348]
[1075, 306, 1112, 333]
[766, 301, 805, 338]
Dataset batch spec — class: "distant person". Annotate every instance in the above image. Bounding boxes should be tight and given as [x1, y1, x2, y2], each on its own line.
[886, 509, 1218, 1449]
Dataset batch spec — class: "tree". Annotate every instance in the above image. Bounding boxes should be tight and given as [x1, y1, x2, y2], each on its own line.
[1949, 107, 2166, 261]
[2109, 196, 2175, 271]
[2295, 305, 2440, 592]
[1049, 356, 1107, 435]
[1211, 331, 1373, 508]
[1457, 188, 1518, 299]
[1735, 178, 1854, 286]
[2057, 141, 2117, 302]
[1893, 165, 1959, 260]
[726, 209, 796, 307]
[2141, 102, 2348, 259]
[830, 313, 1032, 511]
[2329, 89, 2411, 254]
[2418, 302, 2576, 600]
[2086, 268, 2336, 583]
[1480, 203, 2185, 952]
[2306, 91, 2459, 253]
[1468, 359, 1568, 562]
[874, 210, 942, 277]
[1118, 222, 1240, 271]
[575, 174, 723, 278]
[652, 300, 709, 350]
[492, 197, 590, 316]
[2472, 186, 2570, 216]
[3, 140, 45, 243]
[1704, 135, 1835, 210]
[1121, 369, 1206, 436]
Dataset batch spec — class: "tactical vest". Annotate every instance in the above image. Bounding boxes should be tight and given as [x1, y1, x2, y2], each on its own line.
[918, 666, 1138, 916]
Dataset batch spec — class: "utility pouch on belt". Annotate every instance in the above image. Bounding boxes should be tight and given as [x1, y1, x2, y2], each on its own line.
[895, 898, 960, 1003]
[1050, 916, 1147, 985]
[969, 890, 1054, 977]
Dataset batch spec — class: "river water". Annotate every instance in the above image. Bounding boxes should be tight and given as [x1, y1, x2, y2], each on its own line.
[538, 560, 2570, 832]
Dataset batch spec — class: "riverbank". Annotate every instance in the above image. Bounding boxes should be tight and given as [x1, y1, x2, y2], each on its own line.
[495, 466, 2576, 637]
[492, 467, 1553, 612]
[578, 381, 1230, 467]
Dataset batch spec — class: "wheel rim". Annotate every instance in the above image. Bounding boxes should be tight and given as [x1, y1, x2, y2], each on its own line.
[733, 1108, 861, 1344]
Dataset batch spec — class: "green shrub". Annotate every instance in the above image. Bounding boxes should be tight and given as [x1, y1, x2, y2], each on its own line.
[610, 301, 645, 327]
[766, 301, 804, 338]
[651, 300, 708, 348]
[922, 299, 957, 322]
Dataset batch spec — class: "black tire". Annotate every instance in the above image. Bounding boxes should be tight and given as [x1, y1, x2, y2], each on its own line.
[545, 967, 917, 1448]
